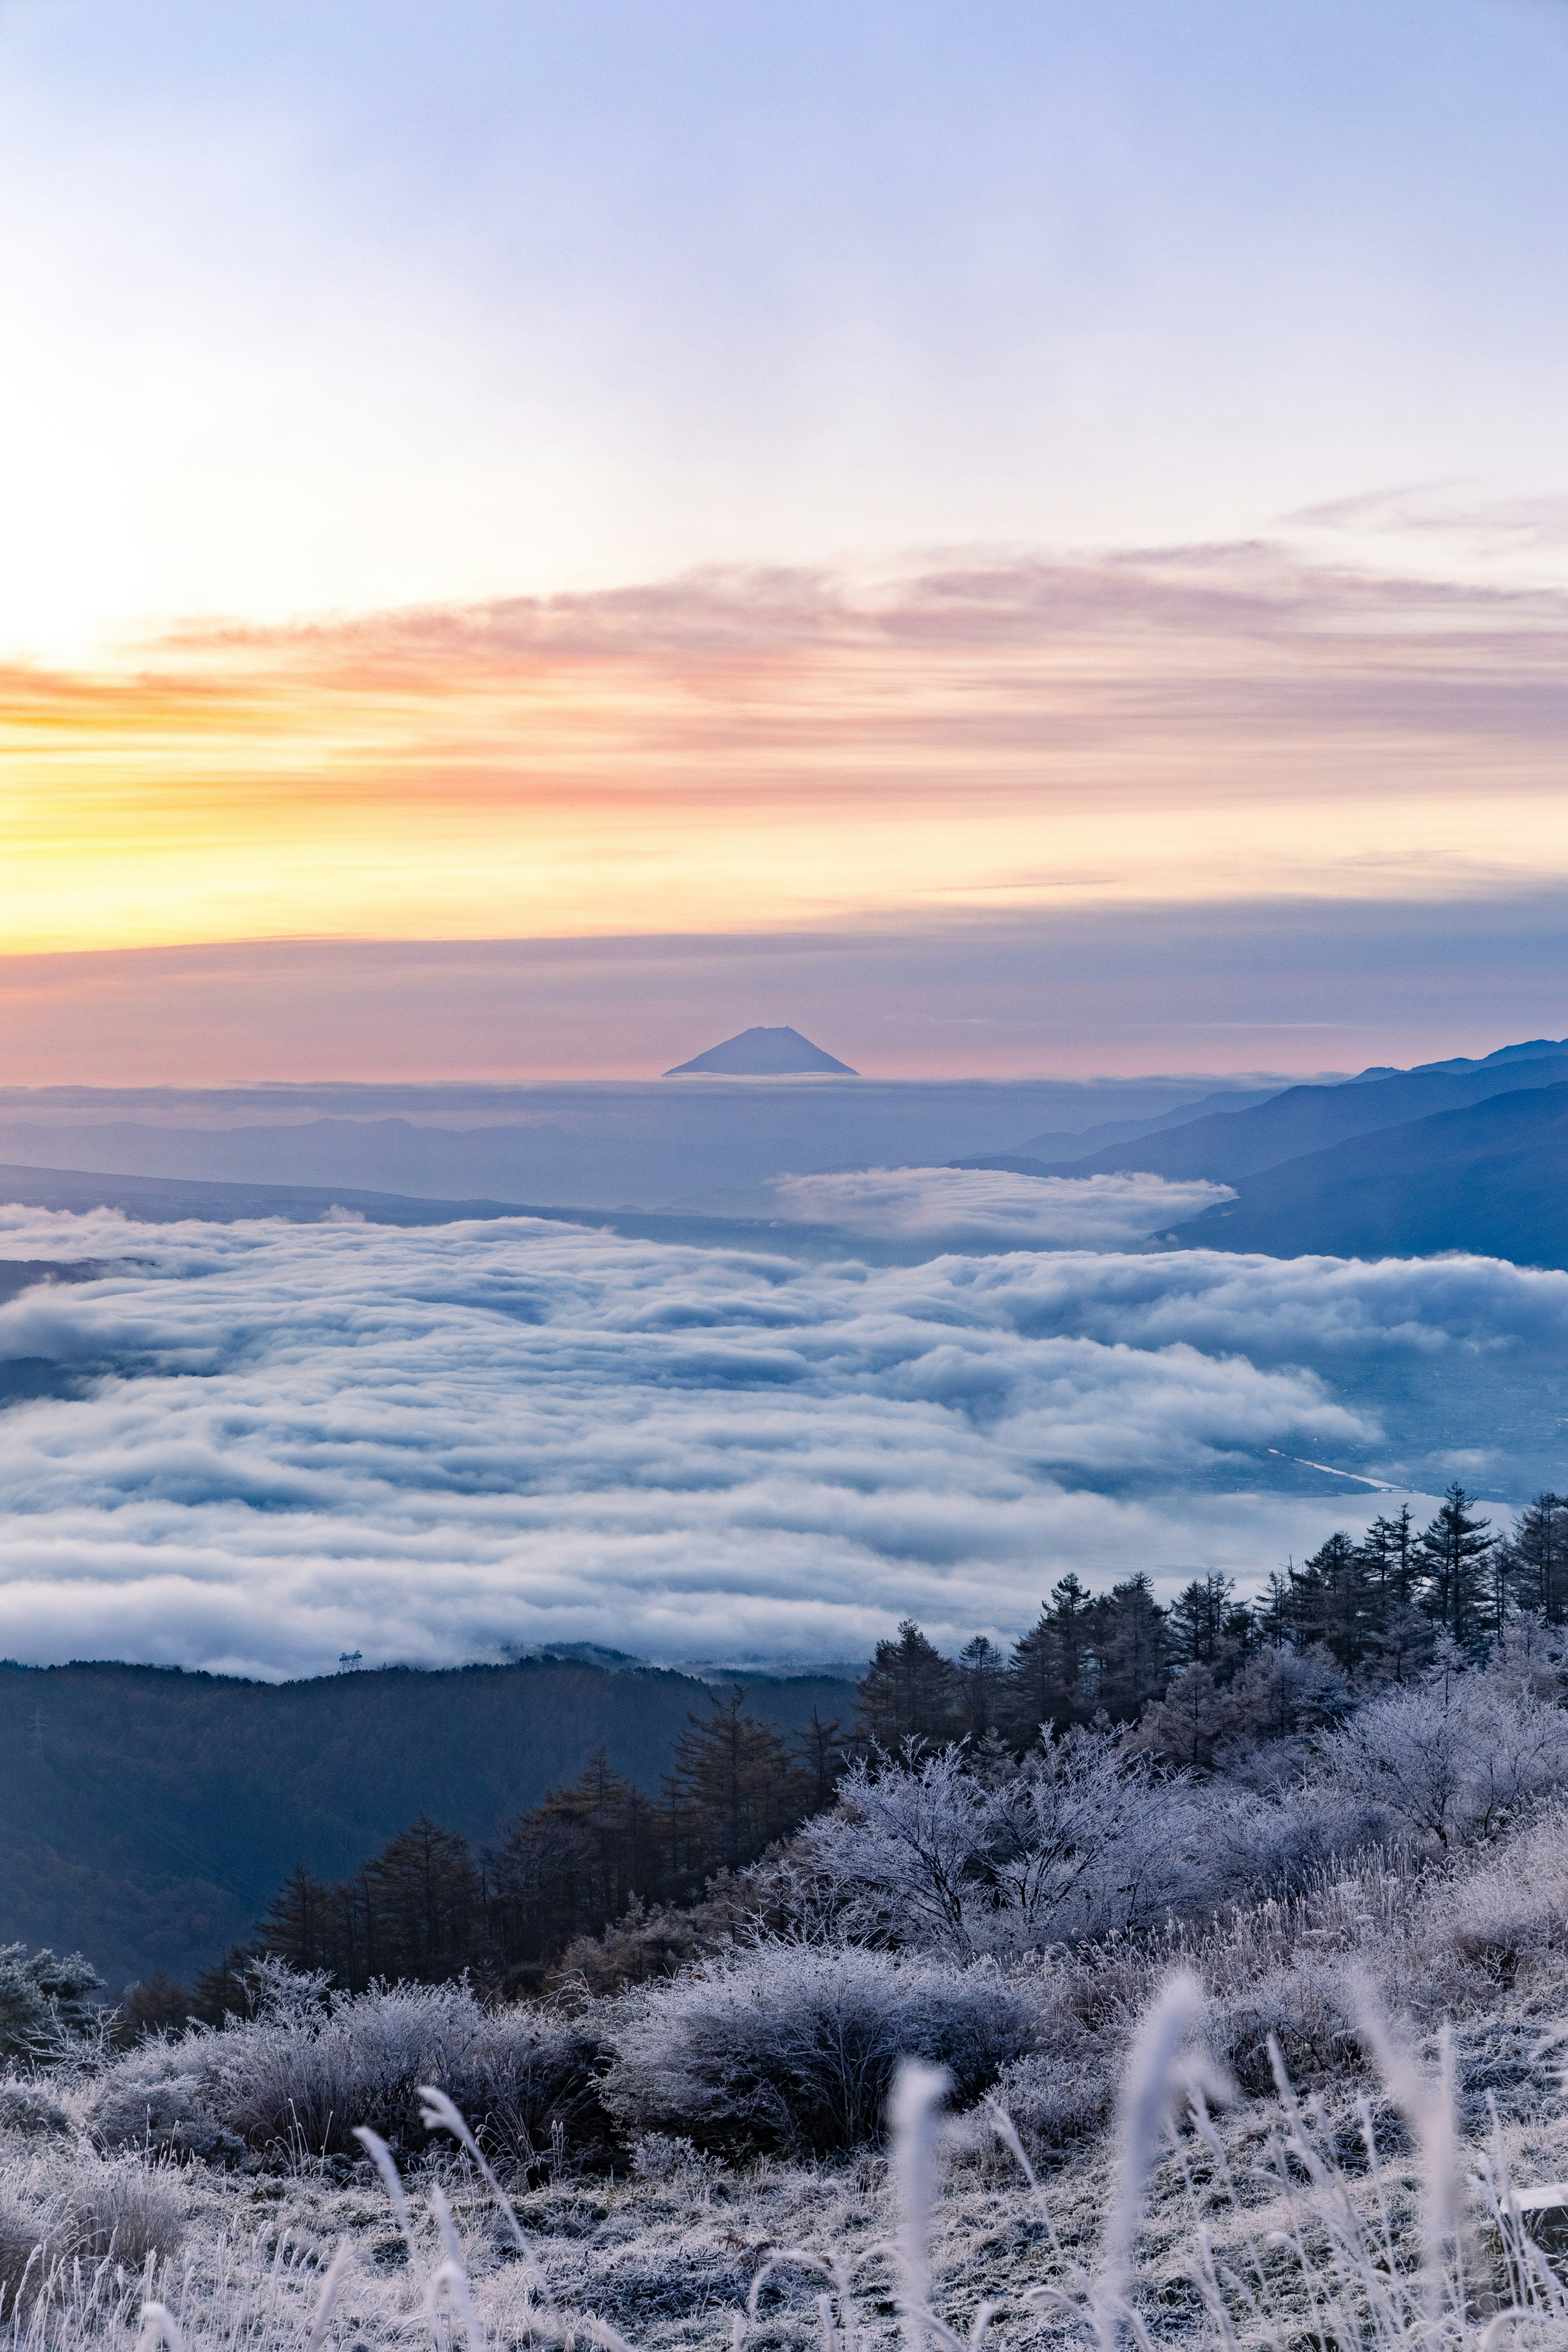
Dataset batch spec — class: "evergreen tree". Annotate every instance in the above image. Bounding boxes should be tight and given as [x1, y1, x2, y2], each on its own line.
[792, 1707, 849, 1812]
[357, 1815, 483, 1984]
[1416, 1483, 1495, 1649]
[1096, 1573, 1172, 1721]
[1167, 1572, 1247, 1667]
[487, 1748, 666, 1976]
[1507, 1492, 1568, 1622]
[665, 1687, 802, 1881]
[1287, 1532, 1378, 1673]
[1003, 1574, 1097, 1740]
[855, 1621, 959, 1750]
[1361, 1505, 1418, 1610]
[955, 1635, 1007, 1739]
[258, 1864, 341, 1978]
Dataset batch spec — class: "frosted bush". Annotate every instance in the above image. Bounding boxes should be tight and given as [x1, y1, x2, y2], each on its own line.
[628, 2130, 716, 2183]
[0, 2085, 70, 2142]
[785, 1733, 1211, 1961]
[0, 1951, 103, 2066]
[986, 2038, 1116, 2155]
[601, 1938, 1038, 2156]
[89, 2055, 245, 2165]
[91, 1976, 611, 2171]
[1320, 1669, 1568, 1849]
[57, 2156, 184, 2268]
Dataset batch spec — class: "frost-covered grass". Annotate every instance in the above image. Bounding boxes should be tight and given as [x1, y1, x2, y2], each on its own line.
[11, 1803, 1568, 2352]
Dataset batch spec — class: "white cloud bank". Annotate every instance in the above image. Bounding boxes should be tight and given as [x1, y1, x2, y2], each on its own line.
[0, 1203, 1559, 1679]
[771, 1167, 1232, 1246]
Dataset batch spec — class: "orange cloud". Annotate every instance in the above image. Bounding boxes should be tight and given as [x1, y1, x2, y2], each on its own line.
[3, 546, 1566, 954]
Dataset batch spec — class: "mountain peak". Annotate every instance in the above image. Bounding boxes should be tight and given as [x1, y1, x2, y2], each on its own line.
[664, 1025, 858, 1076]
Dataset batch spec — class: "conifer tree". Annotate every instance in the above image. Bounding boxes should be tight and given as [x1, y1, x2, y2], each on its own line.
[1508, 1492, 1568, 1622]
[955, 1635, 1007, 1739]
[1361, 1505, 1418, 1609]
[1003, 1573, 1097, 1740]
[1096, 1572, 1172, 1721]
[1288, 1532, 1378, 1672]
[1167, 1572, 1245, 1667]
[665, 1687, 801, 1881]
[1416, 1483, 1495, 1650]
[358, 1815, 482, 1984]
[854, 1621, 959, 1750]
[792, 1706, 849, 1811]
[258, 1864, 341, 1978]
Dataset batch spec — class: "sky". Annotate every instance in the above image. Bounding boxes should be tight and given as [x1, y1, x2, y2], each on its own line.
[3, 0, 1568, 1077]
[2, 1198, 1559, 1678]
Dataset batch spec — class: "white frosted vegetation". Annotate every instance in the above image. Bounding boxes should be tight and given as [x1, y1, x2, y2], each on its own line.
[0, 1205, 1564, 1671]
[10, 1808, 1568, 2352]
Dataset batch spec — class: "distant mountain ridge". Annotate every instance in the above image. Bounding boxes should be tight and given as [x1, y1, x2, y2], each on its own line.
[1169, 1079, 1568, 1266]
[1047, 1050, 1568, 1185]
[0, 1657, 853, 1991]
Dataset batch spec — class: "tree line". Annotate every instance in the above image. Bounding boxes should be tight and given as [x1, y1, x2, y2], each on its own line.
[140, 1480, 1560, 2029]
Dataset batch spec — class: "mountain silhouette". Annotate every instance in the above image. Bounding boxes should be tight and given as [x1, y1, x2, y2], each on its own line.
[664, 1025, 857, 1075]
[1169, 1080, 1568, 1266]
[1050, 1051, 1568, 1184]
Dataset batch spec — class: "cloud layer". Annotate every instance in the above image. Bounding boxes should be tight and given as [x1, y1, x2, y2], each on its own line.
[0, 1205, 1561, 1679]
[6, 545, 1568, 960]
[772, 1168, 1232, 1245]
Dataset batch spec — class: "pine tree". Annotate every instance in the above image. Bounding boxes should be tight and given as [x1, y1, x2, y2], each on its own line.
[791, 1707, 848, 1811]
[1361, 1505, 1418, 1610]
[1167, 1572, 1240, 1667]
[1096, 1572, 1172, 1721]
[1416, 1483, 1495, 1650]
[855, 1621, 959, 1750]
[1290, 1532, 1378, 1673]
[665, 1687, 802, 1881]
[1003, 1574, 1097, 1741]
[955, 1635, 1007, 1739]
[1507, 1492, 1568, 1622]
[358, 1815, 483, 1984]
[258, 1864, 340, 1978]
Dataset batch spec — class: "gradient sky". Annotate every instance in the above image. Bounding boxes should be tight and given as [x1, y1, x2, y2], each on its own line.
[3, 0, 1568, 1076]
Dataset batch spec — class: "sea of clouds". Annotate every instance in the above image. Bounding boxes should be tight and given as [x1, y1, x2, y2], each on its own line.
[0, 1190, 1564, 1679]
[771, 1167, 1233, 1245]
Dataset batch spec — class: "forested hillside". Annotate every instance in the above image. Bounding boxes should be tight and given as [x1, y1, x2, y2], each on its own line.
[0, 1657, 852, 1990]
[1172, 1080, 1568, 1264]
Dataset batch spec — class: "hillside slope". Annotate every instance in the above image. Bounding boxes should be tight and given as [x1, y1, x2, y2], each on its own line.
[0, 1658, 853, 1991]
[1055, 1050, 1568, 1183]
[1172, 1080, 1568, 1265]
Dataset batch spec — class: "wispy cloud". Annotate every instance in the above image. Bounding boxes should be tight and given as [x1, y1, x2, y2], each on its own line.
[0, 1205, 1556, 1677]
[772, 1168, 1232, 1245]
[3, 544, 1567, 956]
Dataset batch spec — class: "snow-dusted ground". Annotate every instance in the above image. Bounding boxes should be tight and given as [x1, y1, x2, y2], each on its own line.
[10, 1805, 1568, 2352]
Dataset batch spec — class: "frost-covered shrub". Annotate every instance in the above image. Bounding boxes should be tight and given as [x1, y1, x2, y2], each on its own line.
[602, 1940, 1039, 2156]
[93, 1976, 612, 2169]
[1319, 1670, 1568, 1849]
[87, 2051, 245, 2165]
[1200, 1779, 1396, 1902]
[1205, 1956, 1359, 2094]
[0, 1947, 104, 2063]
[0, 2081, 71, 2140]
[628, 2131, 716, 2183]
[783, 1734, 1212, 1961]
[58, 2157, 184, 2268]
[988, 2036, 1116, 2154]
[0, 2194, 48, 2316]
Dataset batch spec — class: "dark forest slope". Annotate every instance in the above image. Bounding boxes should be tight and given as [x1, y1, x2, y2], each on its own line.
[1171, 1081, 1568, 1265]
[0, 1657, 852, 1991]
[1054, 1051, 1568, 1183]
